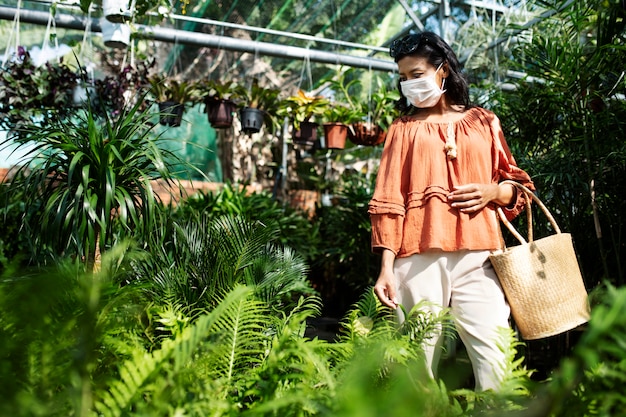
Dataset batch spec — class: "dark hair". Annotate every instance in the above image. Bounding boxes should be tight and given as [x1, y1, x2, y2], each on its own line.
[389, 31, 471, 113]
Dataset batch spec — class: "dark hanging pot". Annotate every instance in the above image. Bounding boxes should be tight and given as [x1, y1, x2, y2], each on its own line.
[240, 107, 265, 134]
[205, 97, 237, 128]
[347, 122, 386, 146]
[158, 101, 184, 127]
[323, 122, 348, 150]
[293, 121, 319, 145]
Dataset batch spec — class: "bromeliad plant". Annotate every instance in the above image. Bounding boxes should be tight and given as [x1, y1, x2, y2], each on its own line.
[3, 99, 187, 270]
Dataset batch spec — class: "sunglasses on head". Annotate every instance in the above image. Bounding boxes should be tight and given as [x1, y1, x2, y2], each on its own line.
[389, 34, 441, 59]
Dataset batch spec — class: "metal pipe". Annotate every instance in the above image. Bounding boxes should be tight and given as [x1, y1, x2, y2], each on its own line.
[0, 5, 396, 72]
[396, 0, 425, 31]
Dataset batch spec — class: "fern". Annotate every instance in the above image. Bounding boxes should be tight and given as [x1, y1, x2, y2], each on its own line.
[93, 285, 256, 416]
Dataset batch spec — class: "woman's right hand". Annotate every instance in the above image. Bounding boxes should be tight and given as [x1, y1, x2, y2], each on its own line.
[373, 249, 398, 308]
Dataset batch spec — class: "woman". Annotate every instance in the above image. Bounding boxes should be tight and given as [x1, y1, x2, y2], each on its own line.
[369, 31, 534, 391]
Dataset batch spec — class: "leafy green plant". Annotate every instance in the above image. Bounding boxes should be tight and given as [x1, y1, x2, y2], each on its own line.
[486, 0, 626, 287]
[322, 101, 362, 125]
[3, 99, 187, 269]
[278, 90, 330, 130]
[0, 47, 78, 132]
[147, 73, 200, 104]
[196, 79, 247, 102]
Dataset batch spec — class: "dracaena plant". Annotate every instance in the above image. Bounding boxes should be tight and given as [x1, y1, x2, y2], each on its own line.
[3, 98, 187, 270]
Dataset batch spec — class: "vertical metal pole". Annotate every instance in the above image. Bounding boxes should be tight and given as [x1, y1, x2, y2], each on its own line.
[280, 116, 290, 196]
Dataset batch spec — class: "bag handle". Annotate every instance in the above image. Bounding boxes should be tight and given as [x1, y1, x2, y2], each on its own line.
[496, 180, 561, 245]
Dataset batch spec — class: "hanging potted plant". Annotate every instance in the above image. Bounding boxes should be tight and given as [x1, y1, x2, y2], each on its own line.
[321, 69, 399, 147]
[239, 79, 281, 135]
[321, 102, 362, 150]
[147, 74, 200, 127]
[347, 84, 400, 147]
[93, 61, 153, 117]
[99, 18, 131, 49]
[197, 80, 245, 129]
[102, 0, 132, 23]
[278, 90, 330, 145]
[0, 47, 78, 132]
[82, 0, 171, 22]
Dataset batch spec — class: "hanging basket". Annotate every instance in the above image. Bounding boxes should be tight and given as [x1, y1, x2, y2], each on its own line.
[205, 98, 237, 129]
[158, 101, 184, 127]
[293, 121, 319, 145]
[347, 122, 386, 146]
[323, 122, 347, 150]
[240, 107, 265, 135]
[72, 82, 97, 107]
[102, 0, 132, 23]
[100, 19, 131, 49]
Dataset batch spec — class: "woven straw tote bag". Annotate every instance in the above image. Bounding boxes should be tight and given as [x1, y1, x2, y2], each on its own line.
[489, 180, 590, 340]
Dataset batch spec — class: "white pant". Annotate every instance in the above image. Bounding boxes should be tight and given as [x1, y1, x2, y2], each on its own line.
[394, 250, 510, 391]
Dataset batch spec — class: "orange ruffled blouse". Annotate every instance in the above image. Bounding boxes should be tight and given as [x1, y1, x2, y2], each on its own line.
[368, 106, 534, 257]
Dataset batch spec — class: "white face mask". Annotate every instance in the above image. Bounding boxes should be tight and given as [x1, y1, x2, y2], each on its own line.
[400, 63, 446, 108]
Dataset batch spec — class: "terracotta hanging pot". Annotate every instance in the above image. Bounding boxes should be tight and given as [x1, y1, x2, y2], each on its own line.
[347, 122, 386, 146]
[293, 121, 319, 145]
[158, 101, 184, 127]
[205, 98, 237, 128]
[240, 107, 265, 134]
[323, 122, 347, 150]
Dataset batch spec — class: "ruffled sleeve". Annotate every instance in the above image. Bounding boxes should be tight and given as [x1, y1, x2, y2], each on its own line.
[488, 111, 535, 220]
[368, 121, 407, 254]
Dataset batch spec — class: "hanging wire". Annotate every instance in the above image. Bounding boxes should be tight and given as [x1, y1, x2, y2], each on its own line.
[2, 0, 21, 67]
[40, 1, 61, 66]
[297, 48, 313, 92]
[78, 4, 95, 82]
[366, 61, 373, 125]
[492, 0, 500, 83]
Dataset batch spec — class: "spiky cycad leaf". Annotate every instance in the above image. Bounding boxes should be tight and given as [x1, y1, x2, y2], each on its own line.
[248, 245, 314, 311]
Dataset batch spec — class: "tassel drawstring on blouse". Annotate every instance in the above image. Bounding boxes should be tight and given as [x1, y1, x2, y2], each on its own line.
[445, 121, 457, 160]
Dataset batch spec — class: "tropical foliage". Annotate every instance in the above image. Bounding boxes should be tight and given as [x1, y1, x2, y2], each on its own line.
[1, 0, 625, 415]
[3, 101, 189, 269]
[485, 0, 626, 287]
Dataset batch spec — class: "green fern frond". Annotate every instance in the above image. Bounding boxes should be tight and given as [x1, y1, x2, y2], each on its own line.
[206, 292, 270, 383]
[241, 300, 336, 415]
[338, 288, 397, 342]
[93, 285, 255, 416]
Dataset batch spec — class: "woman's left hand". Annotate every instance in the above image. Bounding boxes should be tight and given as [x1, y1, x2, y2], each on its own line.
[447, 183, 500, 213]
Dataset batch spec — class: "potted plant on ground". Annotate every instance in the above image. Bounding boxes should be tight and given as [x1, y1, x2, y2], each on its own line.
[278, 90, 330, 145]
[238, 79, 282, 135]
[196, 80, 246, 129]
[148, 74, 200, 127]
